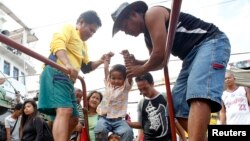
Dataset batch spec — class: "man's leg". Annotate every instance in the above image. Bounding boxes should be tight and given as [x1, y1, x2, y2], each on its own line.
[94, 117, 110, 141]
[184, 33, 230, 141]
[68, 116, 79, 139]
[177, 118, 188, 132]
[188, 99, 211, 141]
[53, 108, 73, 141]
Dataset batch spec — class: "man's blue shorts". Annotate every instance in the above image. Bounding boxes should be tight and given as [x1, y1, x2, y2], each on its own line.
[172, 33, 231, 118]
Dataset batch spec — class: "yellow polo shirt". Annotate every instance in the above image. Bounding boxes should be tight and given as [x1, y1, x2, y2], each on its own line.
[50, 24, 89, 71]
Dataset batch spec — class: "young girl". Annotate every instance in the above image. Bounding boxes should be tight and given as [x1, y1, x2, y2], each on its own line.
[94, 52, 134, 141]
[20, 99, 53, 141]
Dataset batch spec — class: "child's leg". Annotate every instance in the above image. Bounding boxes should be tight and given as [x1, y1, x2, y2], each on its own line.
[113, 120, 133, 141]
[94, 117, 110, 141]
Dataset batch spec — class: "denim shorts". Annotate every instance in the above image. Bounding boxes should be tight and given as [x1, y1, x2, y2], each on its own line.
[172, 33, 231, 118]
[38, 65, 79, 117]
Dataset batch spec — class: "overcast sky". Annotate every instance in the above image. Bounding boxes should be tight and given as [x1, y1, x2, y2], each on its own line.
[1, 0, 250, 91]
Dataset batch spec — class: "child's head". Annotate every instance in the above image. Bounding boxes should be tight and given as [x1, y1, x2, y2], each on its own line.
[109, 64, 127, 87]
[108, 133, 121, 141]
[74, 88, 83, 104]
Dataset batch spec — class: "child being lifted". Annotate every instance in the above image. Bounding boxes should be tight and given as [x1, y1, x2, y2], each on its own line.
[94, 51, 134, 141]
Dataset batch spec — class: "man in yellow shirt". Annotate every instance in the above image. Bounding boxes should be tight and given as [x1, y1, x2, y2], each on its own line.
[38, 10, 108, 141]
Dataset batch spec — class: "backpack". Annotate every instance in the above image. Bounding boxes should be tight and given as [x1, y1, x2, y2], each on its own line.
[0, 123, 7, 141]
[42, 121, 54, 141]
[33, 118, 54, 141]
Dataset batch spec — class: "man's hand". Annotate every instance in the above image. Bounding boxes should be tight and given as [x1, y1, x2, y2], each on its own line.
[120, 50, 135, 67]
[120, 49, 146, 78]
[126, 65, 146, 78]
[106, 51, 115, 57]
[75, 122, 83, 132]
[65, 64, 78, 82]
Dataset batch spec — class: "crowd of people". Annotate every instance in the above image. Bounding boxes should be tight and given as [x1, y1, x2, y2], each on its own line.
[2, 0, 250, 141]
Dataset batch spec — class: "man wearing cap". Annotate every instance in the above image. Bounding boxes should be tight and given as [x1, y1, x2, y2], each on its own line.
[5, 103, 23, 141]
[111, 1, 231, 141]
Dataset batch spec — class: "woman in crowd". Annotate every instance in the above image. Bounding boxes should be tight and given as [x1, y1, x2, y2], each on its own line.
[20, 99, 52, 141]
[81, 90, 103, 141]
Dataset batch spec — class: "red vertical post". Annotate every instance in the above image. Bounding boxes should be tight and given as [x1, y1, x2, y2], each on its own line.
[163, 0, 182, 141]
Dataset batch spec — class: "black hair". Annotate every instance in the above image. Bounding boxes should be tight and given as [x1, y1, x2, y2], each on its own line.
[77, 10, 102, 27]
[1, 30, 10, 36]
[108, 133, 121, 140]
[74, 87, 82, 95]
[135, 72, 154, 84]
[87, 90, 103, 101]
[14, 103, 23, 110]
[109, 64, 127, 79]
[20, 99, 38, 129]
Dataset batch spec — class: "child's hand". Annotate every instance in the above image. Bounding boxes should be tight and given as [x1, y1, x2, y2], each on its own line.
[120, 50, 135, 67]
[107, 51, 114, 57]
[104, 52, 114, 64]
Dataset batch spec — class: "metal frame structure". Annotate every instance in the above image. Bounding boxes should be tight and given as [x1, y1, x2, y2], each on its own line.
[0, 0, 182, 140]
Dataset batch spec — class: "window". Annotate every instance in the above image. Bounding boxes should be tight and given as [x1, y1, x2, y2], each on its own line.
[3, 61, 10, 75]
[21, 72, 25, 85]
[13, 67, 19, 80]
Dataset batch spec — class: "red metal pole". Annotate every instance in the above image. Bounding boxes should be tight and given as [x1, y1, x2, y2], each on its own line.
[0, 34, 90, 141]
[163, 0, 182, 141]
[0, 34, 67, 73]
[78, 76, 90, 141]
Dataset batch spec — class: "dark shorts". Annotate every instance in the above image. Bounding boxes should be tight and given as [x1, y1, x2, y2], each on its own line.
[38, 65, 79, 117]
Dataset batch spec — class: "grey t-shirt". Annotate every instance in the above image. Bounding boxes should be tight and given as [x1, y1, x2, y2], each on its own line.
[4, 115, 21, 141]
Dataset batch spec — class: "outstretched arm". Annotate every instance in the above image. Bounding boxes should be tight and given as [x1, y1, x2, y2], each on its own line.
[142, 7, 170, 71]
[104, 59, 109, 81]
[126, 7, 170, 78]
[126, 121, 142, 129]
[81, 52, 114, 74]
[104, 52, 114, 81]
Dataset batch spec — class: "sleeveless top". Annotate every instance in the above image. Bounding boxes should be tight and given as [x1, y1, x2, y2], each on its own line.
[143, 7, 222, 60]
[222, 86, 250, 124]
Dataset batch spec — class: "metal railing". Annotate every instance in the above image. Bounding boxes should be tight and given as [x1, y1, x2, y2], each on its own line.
[0, 33, 90, 141]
